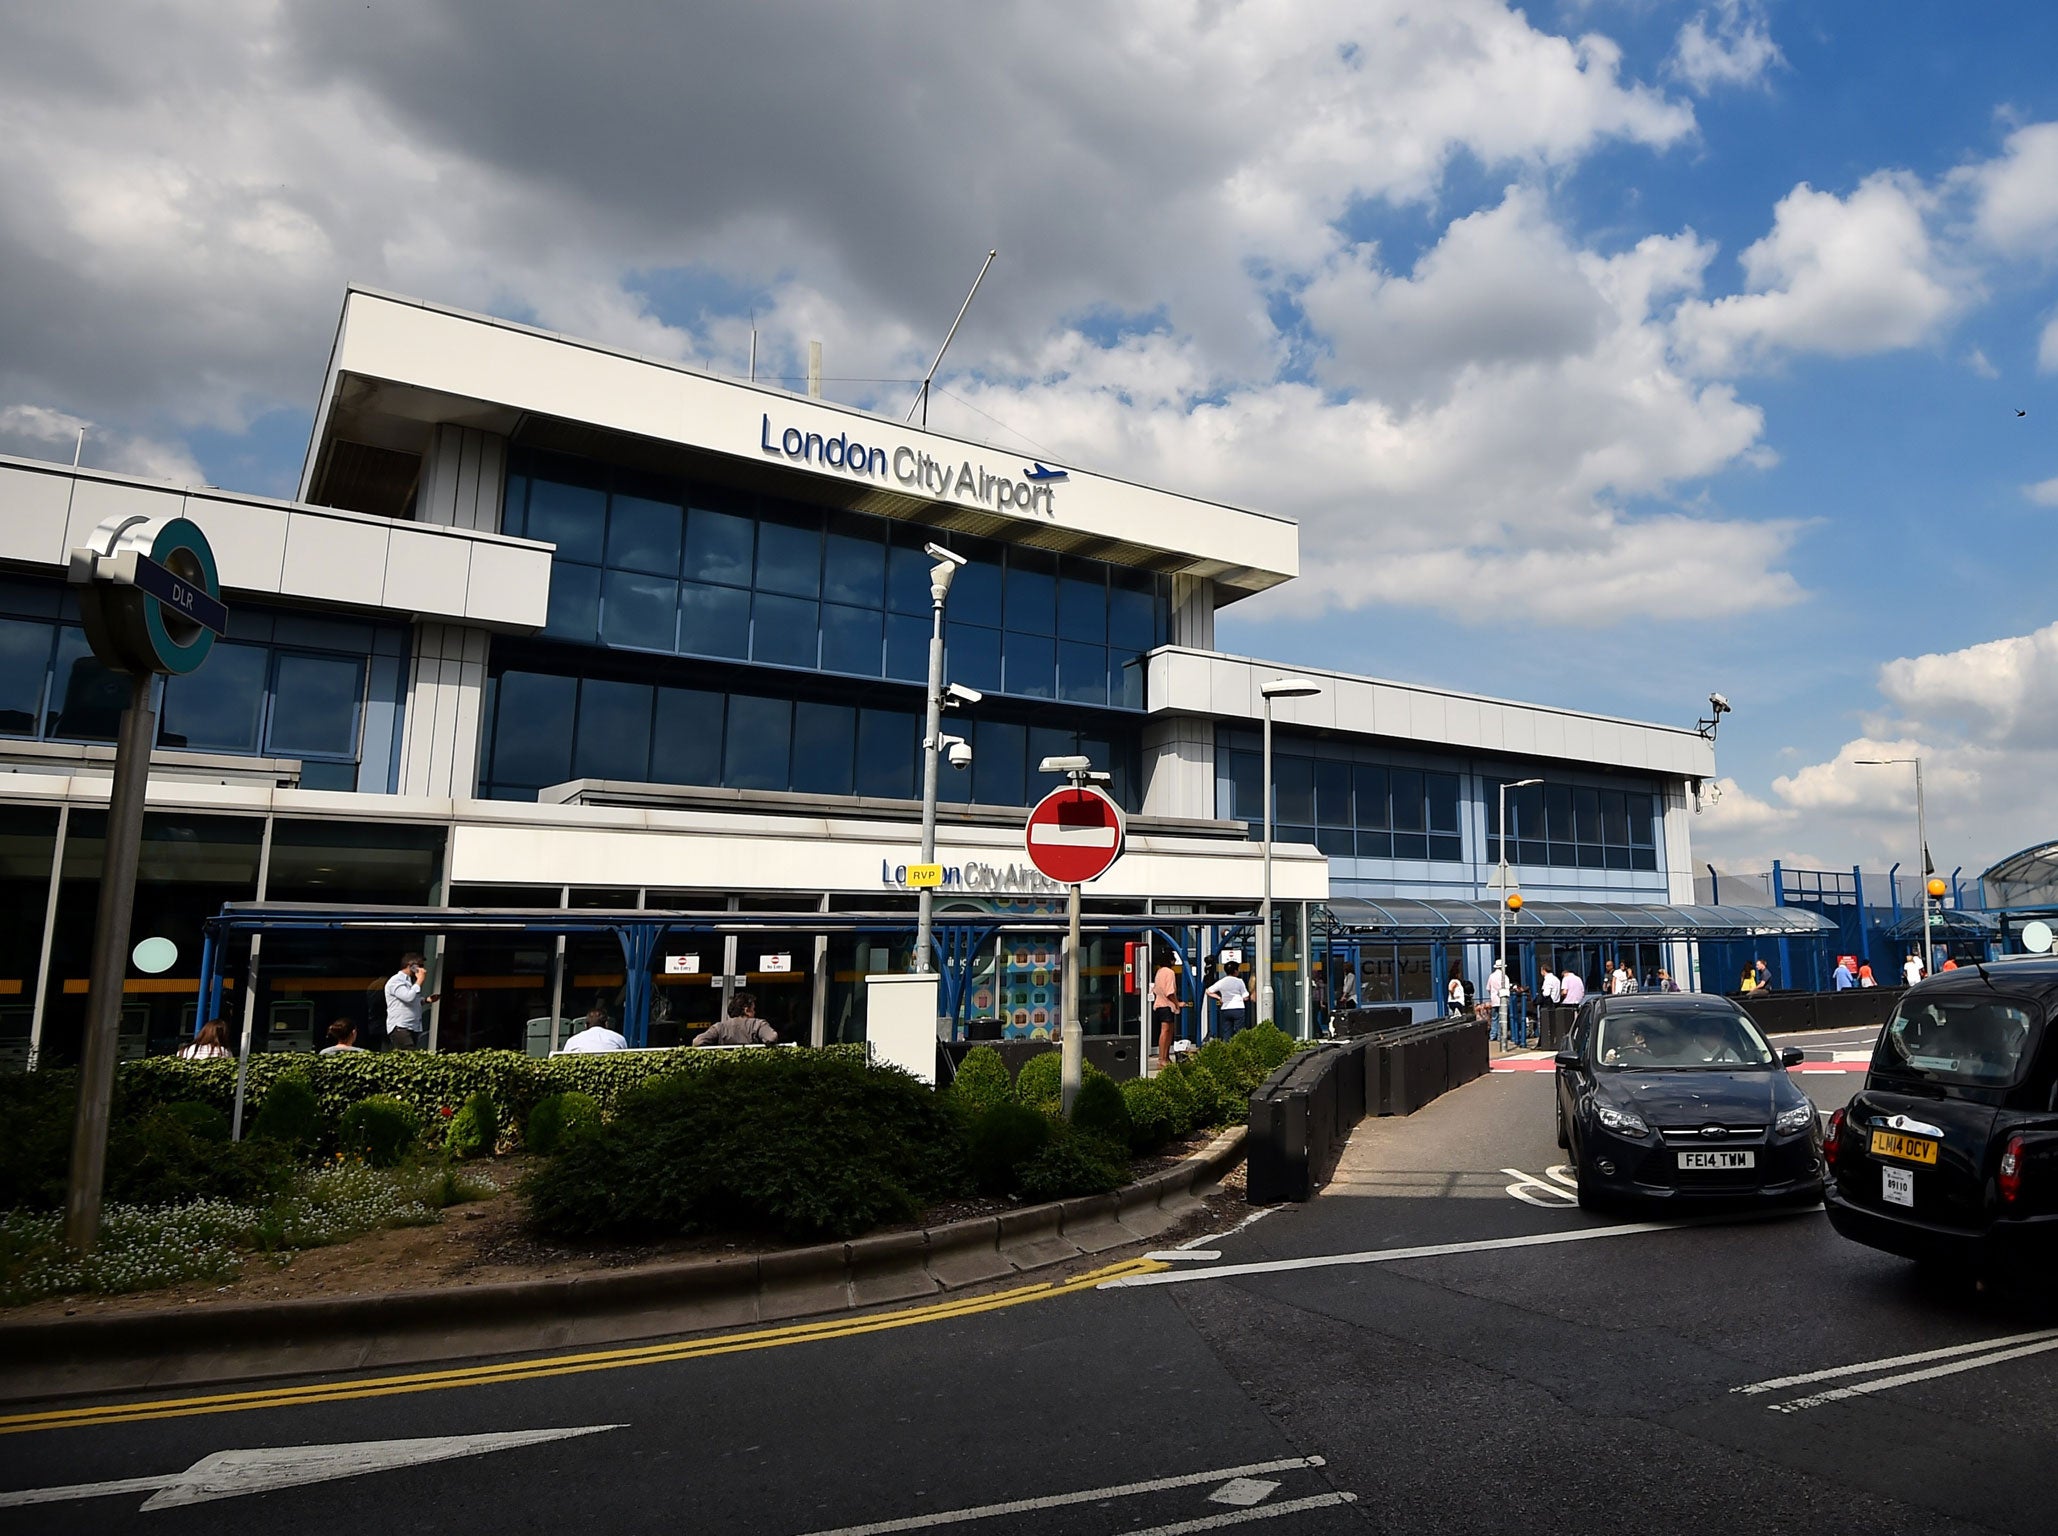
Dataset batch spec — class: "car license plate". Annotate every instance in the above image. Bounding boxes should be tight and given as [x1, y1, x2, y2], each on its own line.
[1883, 1165, 1915, 1207]
[1678, 1150, 1755, 1170]
[1869, 1130, 1939, 1165]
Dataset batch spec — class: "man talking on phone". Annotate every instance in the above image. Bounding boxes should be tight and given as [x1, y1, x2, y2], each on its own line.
[383, 950, 439, 1051]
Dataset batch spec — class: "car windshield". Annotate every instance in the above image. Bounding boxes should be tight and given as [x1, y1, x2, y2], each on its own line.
[1881, 996, 2039, 1088]
[1596, 1008, 1774, 1070]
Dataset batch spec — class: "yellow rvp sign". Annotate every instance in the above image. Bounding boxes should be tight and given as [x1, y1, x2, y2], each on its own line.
[905, 863, 945, 889]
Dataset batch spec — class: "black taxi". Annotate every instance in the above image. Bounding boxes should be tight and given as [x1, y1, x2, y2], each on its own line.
[1824, 956, 2058, 1275]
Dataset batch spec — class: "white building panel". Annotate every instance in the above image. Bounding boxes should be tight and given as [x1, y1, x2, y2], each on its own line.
[0, 460, 74, 565]
[182, 492, 289, 591]
[464, 536, 553, 628]
[383, 524, 472, 614]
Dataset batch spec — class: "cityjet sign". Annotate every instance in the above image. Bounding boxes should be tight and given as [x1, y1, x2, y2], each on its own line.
[760, 413, 1066, 518]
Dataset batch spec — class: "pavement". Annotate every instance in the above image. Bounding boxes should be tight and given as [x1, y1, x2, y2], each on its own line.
[3, 1022, 2051, 1534]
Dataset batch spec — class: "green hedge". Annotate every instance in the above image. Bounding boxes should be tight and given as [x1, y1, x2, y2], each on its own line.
[116, 1045, 866, 1152]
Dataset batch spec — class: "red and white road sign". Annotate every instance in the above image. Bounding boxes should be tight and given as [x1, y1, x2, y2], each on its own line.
[1024, 784, 1125, 885]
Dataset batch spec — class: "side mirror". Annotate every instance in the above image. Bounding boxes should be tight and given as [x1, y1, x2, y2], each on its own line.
[1781, 1047, 1804, 1068]
[1554, 1048, 1581, 1070]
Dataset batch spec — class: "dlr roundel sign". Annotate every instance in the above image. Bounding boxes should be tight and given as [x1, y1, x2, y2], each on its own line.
[1024, 785, 1125, 885]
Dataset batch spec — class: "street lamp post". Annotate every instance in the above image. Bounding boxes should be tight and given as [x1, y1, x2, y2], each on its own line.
[1496, 777, 1543, 1049]
[1258, 676, 1323, 1030]
[913, 543, 968, 976]
[1855, 755, 1931, 974]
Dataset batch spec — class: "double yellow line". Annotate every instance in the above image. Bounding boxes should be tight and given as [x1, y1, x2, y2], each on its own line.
[1, 1255, 1167, 1438]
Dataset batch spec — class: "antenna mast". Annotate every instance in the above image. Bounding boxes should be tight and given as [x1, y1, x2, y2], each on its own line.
[907, 249, 998, 429]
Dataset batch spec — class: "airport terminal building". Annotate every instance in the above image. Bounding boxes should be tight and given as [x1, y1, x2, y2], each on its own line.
[0, 289, 1799, 1069]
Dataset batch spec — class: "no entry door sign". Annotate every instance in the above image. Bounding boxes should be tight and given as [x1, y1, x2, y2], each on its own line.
[1024, 785, 1125, 885]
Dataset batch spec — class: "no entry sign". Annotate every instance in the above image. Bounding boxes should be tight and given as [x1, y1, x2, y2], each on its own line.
[1025, 785, 1125, 885]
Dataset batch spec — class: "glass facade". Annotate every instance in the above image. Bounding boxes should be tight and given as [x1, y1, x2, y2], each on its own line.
[1485, 777, 1659, 872]
[504, 450, 1166, 710]
[479, 660, 1141, 810]
[1220, 740, 1464, 862]
[0, 578, 406, 793]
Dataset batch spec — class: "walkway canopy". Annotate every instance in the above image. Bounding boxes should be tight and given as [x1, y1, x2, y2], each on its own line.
[1321, 897, 1838, 942]
[1983, 841, 2058, 912]
[1880, 907, 1998, 943]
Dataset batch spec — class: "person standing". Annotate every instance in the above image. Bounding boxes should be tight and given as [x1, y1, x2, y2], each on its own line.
[1902, 952, 1924, 987]
[1446, 964, 1466, 1017]
[1754, 958, 1771, 992]
[1206, 960, 1249, 1039]
[1833, 956, 1855, 991]
[1540, 965, 1562, 1007]
[1858, 964, 1877, 987]
[1152, 959, 1188, 1069]
[1336, 965, 1358, 1012]
[694, 991, 779, 1047]
[383, 951, 437, 1051]
[1560, 965, 1586, 1007]
[1485, 959, 1510, 1043]
[1310, 962, 1330, 1036]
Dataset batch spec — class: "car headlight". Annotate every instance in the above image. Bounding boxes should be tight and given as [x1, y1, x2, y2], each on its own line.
[1594, 1102, 1650, 1137]
[1775, 1104, 1816, 1135]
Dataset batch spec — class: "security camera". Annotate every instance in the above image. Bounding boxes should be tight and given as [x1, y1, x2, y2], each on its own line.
[944, 683, 983, 708]
[1708, 693, 1731, 714]
[1038, 754, 1092, 774]
[944, 734, 972, 770]
[923, 542, 966, 567]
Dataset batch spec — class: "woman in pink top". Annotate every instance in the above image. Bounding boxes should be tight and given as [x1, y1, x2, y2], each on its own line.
[1152, 962, 1188, 1070]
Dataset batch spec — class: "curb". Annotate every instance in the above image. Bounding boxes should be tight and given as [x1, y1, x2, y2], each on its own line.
[0, 1127, 1246, 1388]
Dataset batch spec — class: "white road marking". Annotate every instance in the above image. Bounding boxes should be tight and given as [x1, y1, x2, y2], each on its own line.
[1149, 1250, 1224, 1262]
[1769, 1337, 2058, 1413]
[1501, 1168, 1579, 1209]
[1208, 1477, 1281, 1506]
[1121, 1492, 1356, 1534]
[1100, 1217, 1710, 1288]
[789, 1457, 1326, 1536]
[0, 1426, 623, 1510]
[1734, 1328, 2058, 1397]
[1181, 1206, 1277, 1250]
[1545, 1165, 1579, 1190]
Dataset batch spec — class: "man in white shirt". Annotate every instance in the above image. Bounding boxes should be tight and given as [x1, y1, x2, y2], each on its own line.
[562, 1004, 628, 1054]
[1560, 967, 1586, 1006]
[1903, 953, 1924, 987]
[1485, 960, 1510, 1043]
[383, 951, 437, 1050]
[1540, 967, 1562, 1006]
[1206, 961, 1250, 1039]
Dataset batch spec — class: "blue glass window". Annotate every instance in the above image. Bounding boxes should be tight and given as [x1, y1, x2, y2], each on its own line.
[1058, 641, 1107, 706]
[1353, 765, 1389, 827]
[792, 702, 856, 796]
[46, 627, 123, 740]
[1226, 750, 1262, 824]
[751, 594, 820, 669]
[574, 679, 653, 781]
[0, 618, 52, 734]
[525, 480, 606, 565]
[544, 564, 602, 644]
[1057, 568, 1106, 643]
[885, 613, 930, 683]
[491, 672, 577, 789]
[823, 529, 885, 607]
[1026, 727, 1076, 801]
[268, 652, 364, 758]
[606, 494, 684, 576]
[951, 543, 1004, 623]
[653, 687, 723, 786]
[971, 719, 1026, 807]
[159, 641, 268, 753]
[948, 622, 1003, 695]
[1113, 658, 1142, 710]
[1356, 830, 1392, 858]
[887, 542, 933, 615]
[1274, 758, 1315, 825]
[821, 604, 885, 677]
[1003, 632, 1055, 698]
[755, 510, 822, 599]
[1390, 770, 1425, 832]
[723, 694, 792, 790]
[601, 571, 679, 653]
[856, 708, 917, 798]
[687, 506, 755, 587]
[1109, 574, 1156, 655]
[1005, 552, 1055, 635]
[1427, 772, 1460, 834]
[1315, 761, 1352, 828]
[679, 582, 750, 659]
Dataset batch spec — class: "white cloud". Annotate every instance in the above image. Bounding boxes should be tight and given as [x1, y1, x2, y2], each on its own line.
[0, 402, 203, 484]
[2041, 315, 2058, 373]
[2026, 476, 2058, 507]
[1965, 347, 1999, 378]
[1879, 619, 2058, 750]
[1673, 173, 1965, 372]
[1669, 1, 1783, 94]
[1958, 120, 2058, 259]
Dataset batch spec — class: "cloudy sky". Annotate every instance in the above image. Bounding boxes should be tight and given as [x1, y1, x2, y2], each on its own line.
[1, 1, 2053, 880]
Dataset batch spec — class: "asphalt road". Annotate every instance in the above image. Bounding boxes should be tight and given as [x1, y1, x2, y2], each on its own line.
[5, 1025, 2053, 1535]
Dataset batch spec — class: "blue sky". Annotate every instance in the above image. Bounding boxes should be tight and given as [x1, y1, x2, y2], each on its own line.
[0, 1, 2052, 875]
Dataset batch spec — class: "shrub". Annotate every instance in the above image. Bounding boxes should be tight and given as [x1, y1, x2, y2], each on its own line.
[527, 1051, 967, 1244]
[1172, 1058, 1236, 1128]
[447, 1091, 498, 1159]
[1070, 1072, 1131, 1145]
[1014, 1122, 1128, 1203]
[338, 1096, 423, 1168]
[250, 1074, 321, 1154]
[1013, 1050, 1062, 1109]
[1194, 1039, 1251, 1097]
[0, 1071, 83, 1212]
[1152, 1065, 1198, 1135]
[964, 1100, 1051, 1196]
[1119, 1077, 1176, 1151]
[110, 1106, 295, 1209]
[947, 1046, 1013, 1116]
[526, 1090, 601, 1156]
[1245, 1021, 1296, 1073]
[160, 1100, 231, 1143]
